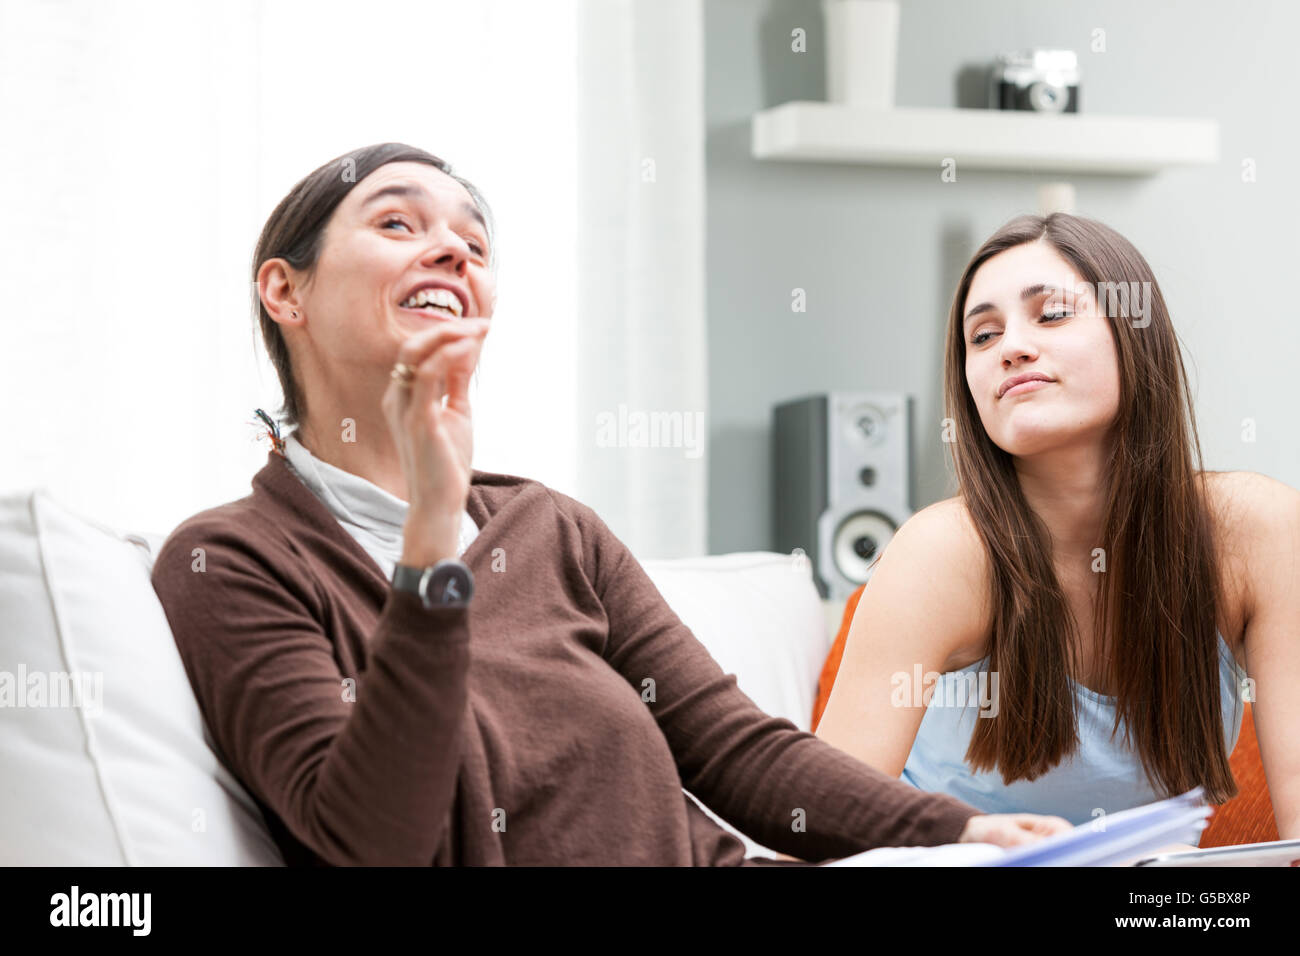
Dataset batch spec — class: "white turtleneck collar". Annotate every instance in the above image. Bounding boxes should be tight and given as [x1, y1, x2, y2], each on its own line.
[281, 430, 478, 579]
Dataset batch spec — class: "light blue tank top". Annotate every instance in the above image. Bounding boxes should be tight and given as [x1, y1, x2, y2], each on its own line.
[900, 632, 1246, 845]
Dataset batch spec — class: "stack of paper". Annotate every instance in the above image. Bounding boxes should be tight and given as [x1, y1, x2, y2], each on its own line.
[824, 788, 1211, 867]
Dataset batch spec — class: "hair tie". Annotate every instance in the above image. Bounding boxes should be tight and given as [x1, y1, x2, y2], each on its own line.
[252, 408, 286, 457]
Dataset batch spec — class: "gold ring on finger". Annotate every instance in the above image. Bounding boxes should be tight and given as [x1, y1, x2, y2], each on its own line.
[391, 362, 416, 387]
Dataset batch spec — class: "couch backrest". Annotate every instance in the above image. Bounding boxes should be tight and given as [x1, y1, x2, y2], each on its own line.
[640, 551, 830, 732]
[640, 551, 830, 859]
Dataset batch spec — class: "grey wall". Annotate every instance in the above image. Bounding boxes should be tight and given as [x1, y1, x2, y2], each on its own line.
[706, 0, 1300, 554]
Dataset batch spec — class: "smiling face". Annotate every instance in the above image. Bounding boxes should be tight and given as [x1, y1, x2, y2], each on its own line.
[962, 239, 1120, 458]
[287, 160, 496, 381]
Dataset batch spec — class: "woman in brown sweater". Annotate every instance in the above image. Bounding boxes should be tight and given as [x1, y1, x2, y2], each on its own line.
[149, 142, 1073, 866]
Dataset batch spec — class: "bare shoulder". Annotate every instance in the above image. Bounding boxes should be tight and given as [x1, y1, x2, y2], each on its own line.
[1204, 469, 1300, 524]
[922, 494, 983, 536]
[1203, 470, 1260, 534]
[1202, 470, 1300, 640]
[887, 496, 992, 669]
[903, 497, 986, 573]
[1201, 470, 1300, 565]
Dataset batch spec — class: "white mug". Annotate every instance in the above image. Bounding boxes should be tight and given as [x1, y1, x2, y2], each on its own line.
[822, 0, 900, 109]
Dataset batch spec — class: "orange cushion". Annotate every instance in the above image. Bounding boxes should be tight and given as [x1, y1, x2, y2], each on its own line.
[811, 583, 1278, 845]
[1201, 702, 1279, 847]
[810, 583, 866, 733]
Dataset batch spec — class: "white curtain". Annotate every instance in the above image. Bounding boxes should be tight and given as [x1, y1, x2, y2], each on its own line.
[0, 0, 705, 558]
[575, 0, 708, 559]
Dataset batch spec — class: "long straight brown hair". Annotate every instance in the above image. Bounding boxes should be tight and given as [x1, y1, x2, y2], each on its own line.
[943, 213, 1237, 804]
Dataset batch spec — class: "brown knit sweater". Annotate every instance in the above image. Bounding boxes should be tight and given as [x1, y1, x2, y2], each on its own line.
[149, 449, 980, 866]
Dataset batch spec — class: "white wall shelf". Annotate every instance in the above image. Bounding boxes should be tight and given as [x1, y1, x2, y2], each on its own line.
[751, 102, 1220, 175]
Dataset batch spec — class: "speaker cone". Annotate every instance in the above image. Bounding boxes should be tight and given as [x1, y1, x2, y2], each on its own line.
[831, 510, 897, 584]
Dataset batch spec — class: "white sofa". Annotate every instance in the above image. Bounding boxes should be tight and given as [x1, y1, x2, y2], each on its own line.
[0, 487, 838, 865]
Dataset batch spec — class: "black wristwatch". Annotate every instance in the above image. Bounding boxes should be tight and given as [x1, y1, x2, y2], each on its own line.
[392, 559, 474, 609]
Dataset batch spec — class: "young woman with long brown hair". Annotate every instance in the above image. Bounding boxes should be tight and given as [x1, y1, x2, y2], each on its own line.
[815, 213, 1299, 844]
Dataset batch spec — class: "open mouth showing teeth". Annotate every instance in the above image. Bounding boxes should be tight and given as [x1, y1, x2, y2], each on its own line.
[400, 287, 464, 317]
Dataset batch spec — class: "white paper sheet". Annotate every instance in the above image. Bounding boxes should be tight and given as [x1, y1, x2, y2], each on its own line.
[822, 788, 1212, 867]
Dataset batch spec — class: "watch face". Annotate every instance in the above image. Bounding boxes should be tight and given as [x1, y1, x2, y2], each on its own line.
[424, 562, 473, 606]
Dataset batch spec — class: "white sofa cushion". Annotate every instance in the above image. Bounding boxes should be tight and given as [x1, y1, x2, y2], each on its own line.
[0, 489, 283, 865]
[641, 551, 829, 731]
[641, 551, 831, 858]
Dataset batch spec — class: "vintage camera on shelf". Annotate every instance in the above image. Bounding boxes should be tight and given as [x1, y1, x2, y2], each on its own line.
[990, 49, 1080, 113]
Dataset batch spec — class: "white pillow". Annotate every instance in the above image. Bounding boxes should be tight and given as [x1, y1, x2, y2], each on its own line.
[640, 551, 829, 731]
[0, 489, 284, 866]
[640, 551, 830, 859]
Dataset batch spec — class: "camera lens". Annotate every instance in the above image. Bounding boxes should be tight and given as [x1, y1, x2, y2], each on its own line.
[1028, 80, 1068, 112]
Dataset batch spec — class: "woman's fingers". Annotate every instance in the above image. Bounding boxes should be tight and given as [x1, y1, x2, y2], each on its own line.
[387, 320, 488, 422]
[1033, 815, 1075, 834]
[382, 319, 490, 543]
[1004, 813, 1073, 833]
[442, 331, 484, 416]
[1010, 814, 1074, 840]
[960, 812, 1075, 847]
[395, 318, 490, 369]
[408, 332, 485, 423]
[384, 322, 479, 411]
